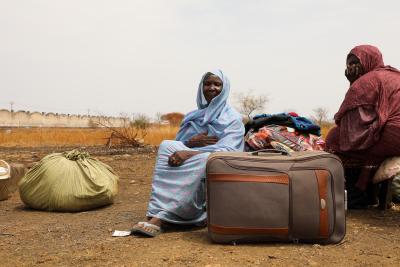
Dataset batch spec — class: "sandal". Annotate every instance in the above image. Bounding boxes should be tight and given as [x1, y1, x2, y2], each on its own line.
[131, 222, 162, 237]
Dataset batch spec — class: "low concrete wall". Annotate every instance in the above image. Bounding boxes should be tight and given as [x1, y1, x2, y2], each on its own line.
[0, 109, 125, 127]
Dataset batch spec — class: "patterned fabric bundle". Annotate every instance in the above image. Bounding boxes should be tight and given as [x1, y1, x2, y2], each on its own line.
[245, 125, 325, 152]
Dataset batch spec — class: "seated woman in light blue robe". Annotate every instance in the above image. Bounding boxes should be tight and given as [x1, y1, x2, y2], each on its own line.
[132, 70, 244, 237]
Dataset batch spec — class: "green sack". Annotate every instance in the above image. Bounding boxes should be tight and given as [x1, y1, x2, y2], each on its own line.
[18, 150, 119, 211]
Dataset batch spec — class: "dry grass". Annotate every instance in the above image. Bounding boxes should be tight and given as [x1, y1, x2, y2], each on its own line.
[143, 125, 180, 146]
[0, 125, 180, 148]
[0, 128, 111, 147]
[0, 124, 333, 148]
[320, 123, 335, 140]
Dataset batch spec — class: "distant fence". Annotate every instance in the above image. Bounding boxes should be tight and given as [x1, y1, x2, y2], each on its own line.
[0, 109, 125, 128]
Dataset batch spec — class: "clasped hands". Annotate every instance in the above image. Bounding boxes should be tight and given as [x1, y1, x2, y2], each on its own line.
[168, 132, 219, 167]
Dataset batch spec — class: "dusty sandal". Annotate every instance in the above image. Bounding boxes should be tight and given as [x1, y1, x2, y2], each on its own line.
[131, 222, 161, 237]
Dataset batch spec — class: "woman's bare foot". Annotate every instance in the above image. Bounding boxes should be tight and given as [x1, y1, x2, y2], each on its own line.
[131, 217, 162, 237]
[147, 217, 162, 227]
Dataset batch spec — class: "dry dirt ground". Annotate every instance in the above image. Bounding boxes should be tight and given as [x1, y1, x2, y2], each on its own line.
[1, 147, 399, 267]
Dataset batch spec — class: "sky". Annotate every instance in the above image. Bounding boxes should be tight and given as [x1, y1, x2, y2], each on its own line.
[1, 0, 399, 120]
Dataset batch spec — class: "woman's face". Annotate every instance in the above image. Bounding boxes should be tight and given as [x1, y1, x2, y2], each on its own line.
[345, 54, 364, 84]
[203, 74, 223, 104]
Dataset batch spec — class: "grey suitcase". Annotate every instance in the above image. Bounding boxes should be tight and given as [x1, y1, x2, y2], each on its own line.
[206, 150, 346, 244]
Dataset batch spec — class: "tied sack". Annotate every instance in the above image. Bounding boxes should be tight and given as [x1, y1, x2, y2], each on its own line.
[18, 150, 119, 211]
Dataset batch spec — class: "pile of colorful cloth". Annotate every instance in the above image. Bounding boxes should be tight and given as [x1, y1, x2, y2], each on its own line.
[244, 112, 325, 152]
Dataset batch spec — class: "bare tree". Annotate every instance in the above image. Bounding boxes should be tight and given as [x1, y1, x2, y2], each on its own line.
[87, 118, 98, 128]
[161, 112, 185, 126]
[154, 112, 163, 125]
[311, 107, 329, 126]
[131, 113, 151, 131]
[234, 90, 268, 119]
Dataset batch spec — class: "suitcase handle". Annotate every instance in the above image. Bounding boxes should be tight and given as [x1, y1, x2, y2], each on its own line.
[250, 149, 290, 156]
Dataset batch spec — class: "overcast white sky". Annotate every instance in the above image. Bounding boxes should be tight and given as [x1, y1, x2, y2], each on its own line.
[1, 1, 399, 119]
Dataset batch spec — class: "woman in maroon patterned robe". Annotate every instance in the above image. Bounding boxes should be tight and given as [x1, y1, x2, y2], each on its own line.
[326, 45, 400, 192]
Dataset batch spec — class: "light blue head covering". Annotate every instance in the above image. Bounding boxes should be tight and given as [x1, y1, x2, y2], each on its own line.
[175, 70, 244, 152]
[196, 69, 230, 124]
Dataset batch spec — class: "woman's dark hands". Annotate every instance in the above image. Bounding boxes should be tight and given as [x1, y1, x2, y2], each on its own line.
[168, 151, 201, 167]
[186, 132, 219, 148]
[168, 132, 218, 166]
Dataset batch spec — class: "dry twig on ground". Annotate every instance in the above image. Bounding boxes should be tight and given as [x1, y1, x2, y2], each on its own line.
[92, 114, 150, 148]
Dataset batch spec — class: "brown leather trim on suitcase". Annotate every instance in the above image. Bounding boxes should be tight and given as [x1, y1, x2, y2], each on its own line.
[315, 170, 329, 238]
[209, 224, 289, 235]
[208, 173, 289, 184]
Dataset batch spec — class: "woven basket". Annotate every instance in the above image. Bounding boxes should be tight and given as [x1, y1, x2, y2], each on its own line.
[0, 160, 11, 201]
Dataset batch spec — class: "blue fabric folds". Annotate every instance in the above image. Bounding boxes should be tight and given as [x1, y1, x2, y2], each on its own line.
[146, 70, 244, 224]
[250, 113, 321, 136]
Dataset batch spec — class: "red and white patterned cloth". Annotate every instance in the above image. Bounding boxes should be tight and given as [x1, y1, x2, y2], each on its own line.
[245, 125, 325, 152]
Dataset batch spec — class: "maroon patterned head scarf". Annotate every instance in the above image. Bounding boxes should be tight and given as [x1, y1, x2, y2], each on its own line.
[349, 45, 384, 73]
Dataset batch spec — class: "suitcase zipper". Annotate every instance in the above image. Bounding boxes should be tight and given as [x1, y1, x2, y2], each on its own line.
[221, 159, 289, 174]
[208, 153, 341, 166]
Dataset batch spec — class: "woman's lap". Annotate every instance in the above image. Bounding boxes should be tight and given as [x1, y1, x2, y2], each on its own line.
[326, 125, 400, 192]
[146, 140, 210, 225]
[326, 125, 400, 163]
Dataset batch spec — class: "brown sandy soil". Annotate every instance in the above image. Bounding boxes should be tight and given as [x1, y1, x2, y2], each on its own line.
[0, 147, 399, 267]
